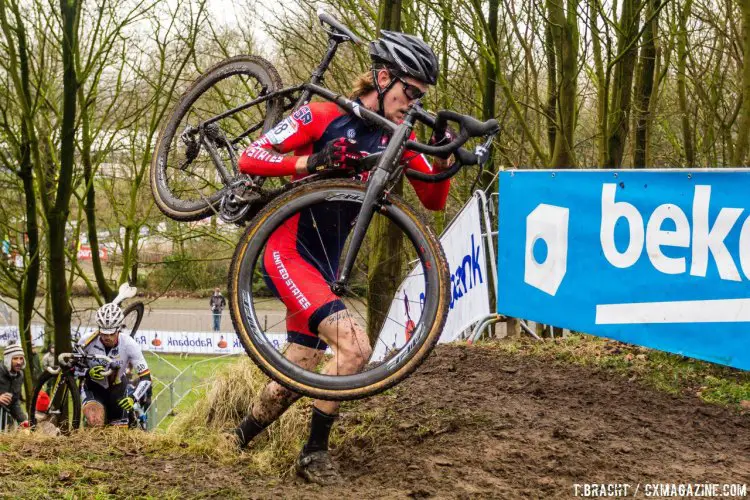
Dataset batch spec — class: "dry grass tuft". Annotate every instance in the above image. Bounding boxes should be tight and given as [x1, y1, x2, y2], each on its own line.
[168, 357, 311, 475]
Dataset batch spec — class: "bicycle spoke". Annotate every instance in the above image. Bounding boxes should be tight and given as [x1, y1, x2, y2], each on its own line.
[343, 295, 397, 356]
[345, 291, 411, 333]
[310, 210, 335, 281]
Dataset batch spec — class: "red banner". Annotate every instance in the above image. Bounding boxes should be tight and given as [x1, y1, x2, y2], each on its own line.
[77, 244, 108, 261]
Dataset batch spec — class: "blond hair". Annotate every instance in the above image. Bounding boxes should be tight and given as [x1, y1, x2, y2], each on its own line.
[352, 68, 384, 99]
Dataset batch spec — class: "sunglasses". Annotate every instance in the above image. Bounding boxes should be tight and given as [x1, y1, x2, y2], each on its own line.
[395, 76, 426, 100]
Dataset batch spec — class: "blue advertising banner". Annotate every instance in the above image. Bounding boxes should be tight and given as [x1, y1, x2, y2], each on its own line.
[497, 170, 750, 370]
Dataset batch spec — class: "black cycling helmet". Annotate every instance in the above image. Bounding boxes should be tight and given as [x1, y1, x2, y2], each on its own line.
[369, 31, 439, 85]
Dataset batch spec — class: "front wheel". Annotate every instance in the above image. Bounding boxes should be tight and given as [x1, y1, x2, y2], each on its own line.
[229, 179, 450, 400]
[30, 370, 81, 434]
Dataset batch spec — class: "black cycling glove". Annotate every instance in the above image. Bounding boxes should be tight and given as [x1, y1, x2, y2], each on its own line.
[306, 137, 365, 174]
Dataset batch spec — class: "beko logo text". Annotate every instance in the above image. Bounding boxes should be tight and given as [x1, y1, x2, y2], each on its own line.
[602, 183, 750, 281]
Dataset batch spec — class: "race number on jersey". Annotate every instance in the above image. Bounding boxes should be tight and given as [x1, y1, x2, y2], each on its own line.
[267, 116, 299, 145]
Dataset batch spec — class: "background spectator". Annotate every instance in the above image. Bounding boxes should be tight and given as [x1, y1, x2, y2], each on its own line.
[42, 345, 57, 392]
[209, 288, 226, 332]
[42, 345, 56, 371]
[0, 344, 29, 430]
[29, 345, 42, 383]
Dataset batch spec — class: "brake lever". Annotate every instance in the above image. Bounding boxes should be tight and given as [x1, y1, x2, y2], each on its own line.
[474, 135, 496, 166]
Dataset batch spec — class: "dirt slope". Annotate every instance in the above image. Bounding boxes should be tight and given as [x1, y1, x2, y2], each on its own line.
[2, 344, 748, 499]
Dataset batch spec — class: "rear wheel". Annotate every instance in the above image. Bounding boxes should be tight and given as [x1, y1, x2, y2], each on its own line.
[229, 179, 450, 400]
[30, 370, 81, 434]
[150, 55, 284, 221]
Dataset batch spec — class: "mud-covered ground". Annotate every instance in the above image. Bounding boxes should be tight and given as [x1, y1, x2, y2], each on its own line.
[1, 343, 748, 499]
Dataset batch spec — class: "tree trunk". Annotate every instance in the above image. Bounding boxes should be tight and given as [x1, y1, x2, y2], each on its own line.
[377, 0, 403, 36]
[546, 0, 579, 168]
[50, 0, 81, 354]
[589, 0, 607, 166]
[482, 0, 499, 181]
[544, 19, 557, 156]
[80, 88, 115, 302]
[734, 0, 750, 165]
[633, 0, 660, 167]
[505, 317, 521, 338]
[367, 0, 406, 344]
[18, 137, 39, 405]
[606, 0, 643, 167]
[0, 1, 42, 402]
[433, 0, 451, 233]
[677, 0, 695, 166]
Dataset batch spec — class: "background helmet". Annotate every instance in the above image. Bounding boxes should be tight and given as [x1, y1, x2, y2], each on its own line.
[369, 31, 439, 85]
[95, 303, 124, 334]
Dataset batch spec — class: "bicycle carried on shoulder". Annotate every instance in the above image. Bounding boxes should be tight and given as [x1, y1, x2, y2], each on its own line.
[150, 9, 499, 401]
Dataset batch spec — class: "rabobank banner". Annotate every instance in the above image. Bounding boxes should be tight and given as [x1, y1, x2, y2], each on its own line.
[132, 329, 286, 355]
[497, 170, 750, 370]
[1, 324, 283, 355]
[373, 194, 491, 361]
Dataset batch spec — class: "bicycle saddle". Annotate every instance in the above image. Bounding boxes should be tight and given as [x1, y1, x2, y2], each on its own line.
[317, 8, 362, 44]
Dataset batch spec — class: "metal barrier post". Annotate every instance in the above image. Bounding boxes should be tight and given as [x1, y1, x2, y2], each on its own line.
[0, 407, 9, 432]
[146, 353, 237, 429]
[169, 382, 174, 411]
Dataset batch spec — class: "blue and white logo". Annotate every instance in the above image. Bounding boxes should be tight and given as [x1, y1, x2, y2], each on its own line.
[524, 204, 569, 296]
[498, 170, 750, 371]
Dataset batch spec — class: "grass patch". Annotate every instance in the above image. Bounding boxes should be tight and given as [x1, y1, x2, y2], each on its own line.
[164, 356, 392, 477]
[482, 334, 750, 409]
[167, 356, 310, 476]
[0, 430, 217, 498]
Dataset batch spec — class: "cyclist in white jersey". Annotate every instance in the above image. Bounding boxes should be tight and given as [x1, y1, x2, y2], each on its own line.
[80, 301, 151, 427]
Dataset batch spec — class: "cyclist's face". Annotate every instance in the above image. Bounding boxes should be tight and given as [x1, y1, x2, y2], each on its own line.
[10, 355, 24, 372]
[99, 330, 120, 347]
[377, 70, 428, 123]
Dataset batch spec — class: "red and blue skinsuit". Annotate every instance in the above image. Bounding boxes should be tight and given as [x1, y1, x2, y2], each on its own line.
[238, 101, 449, 349]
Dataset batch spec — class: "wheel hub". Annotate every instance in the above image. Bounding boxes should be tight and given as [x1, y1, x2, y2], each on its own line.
[330, 281, 347, 296]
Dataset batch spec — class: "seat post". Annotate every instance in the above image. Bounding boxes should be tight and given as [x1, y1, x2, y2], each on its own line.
[296, 38, 341, 109]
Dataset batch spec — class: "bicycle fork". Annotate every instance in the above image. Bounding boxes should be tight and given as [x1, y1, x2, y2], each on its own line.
[47, 373, 67, 425]
[332, 115, 414, 293]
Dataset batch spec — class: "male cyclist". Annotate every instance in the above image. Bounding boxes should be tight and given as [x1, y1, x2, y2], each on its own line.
[80, 302, 152, 427]
[233, 32, 454, 484]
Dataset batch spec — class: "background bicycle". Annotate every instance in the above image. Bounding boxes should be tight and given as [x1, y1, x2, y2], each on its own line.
[29, 345, 111, 433]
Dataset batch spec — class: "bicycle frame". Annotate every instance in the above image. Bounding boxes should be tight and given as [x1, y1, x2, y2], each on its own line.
[45, 370, 72, 424]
